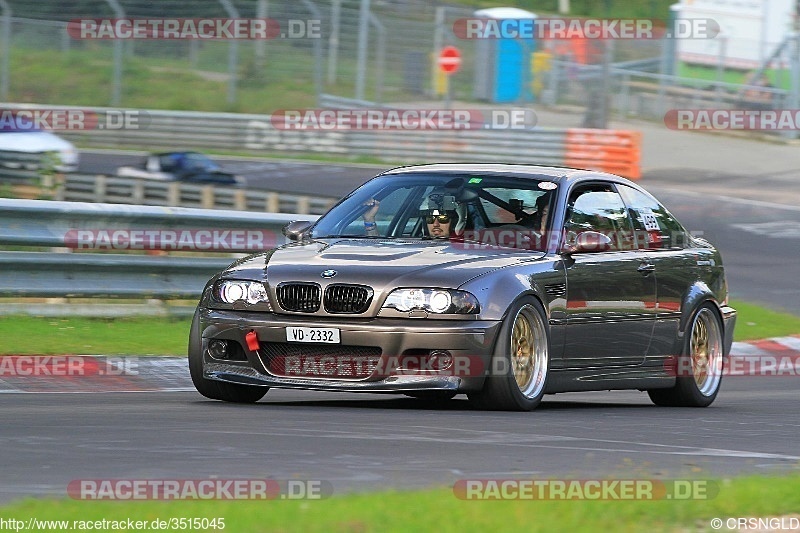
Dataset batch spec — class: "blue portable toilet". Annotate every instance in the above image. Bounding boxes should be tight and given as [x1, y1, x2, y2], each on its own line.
[472, 7, 537, 103]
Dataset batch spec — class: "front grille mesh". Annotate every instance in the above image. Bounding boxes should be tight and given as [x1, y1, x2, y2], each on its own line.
[277, 283, 321, 312]
[276, 282, 373, 314]
[260, 343, 382, 379]
[324, 284, 372, 314]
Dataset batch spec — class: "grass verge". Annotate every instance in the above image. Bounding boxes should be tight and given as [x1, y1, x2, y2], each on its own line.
[0, 299, 796, 356]
[0, 315, 191, 356]
[1, 474, 799, 532]
[729, 299, 800, 341]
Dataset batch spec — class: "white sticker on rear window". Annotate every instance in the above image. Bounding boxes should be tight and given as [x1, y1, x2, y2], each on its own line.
[538, 181, 557, 190]
[640, 210, 660, 231]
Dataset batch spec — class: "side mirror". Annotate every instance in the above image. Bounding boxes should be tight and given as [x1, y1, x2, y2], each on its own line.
[562, 231, 613, 255]
[282, 220, 313, 241]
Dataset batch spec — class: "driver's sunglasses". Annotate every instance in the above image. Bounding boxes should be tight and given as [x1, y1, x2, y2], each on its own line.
[426, 214, 450, 224]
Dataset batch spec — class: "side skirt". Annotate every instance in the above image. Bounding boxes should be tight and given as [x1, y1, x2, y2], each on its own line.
[544, 363, 675, 393]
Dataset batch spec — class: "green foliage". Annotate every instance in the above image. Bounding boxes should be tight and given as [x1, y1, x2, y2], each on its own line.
[0, 315, 192, 356]
[1, 474, 800, 532]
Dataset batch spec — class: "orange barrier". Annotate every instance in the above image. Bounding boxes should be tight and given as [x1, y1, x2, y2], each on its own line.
[564, 128, 642, 180]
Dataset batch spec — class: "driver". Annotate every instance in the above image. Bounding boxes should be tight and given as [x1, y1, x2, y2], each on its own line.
[423, 189, 466, 239]
[425, 209, 452, 238]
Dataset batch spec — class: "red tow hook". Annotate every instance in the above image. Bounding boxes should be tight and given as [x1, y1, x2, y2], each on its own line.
[245, 330, 260, 352]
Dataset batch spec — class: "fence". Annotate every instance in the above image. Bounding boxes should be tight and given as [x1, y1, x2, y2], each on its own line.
[55, 174, 336, 214]
[0, 197, 317, 300]
[541, 59, 793, 126]
[0, 155, 338, 215]
[0, 103, 643, 179]
[2, 1, 799, 133]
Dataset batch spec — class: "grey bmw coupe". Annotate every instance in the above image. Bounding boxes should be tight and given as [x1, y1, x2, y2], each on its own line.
[189, 164, 736, 411]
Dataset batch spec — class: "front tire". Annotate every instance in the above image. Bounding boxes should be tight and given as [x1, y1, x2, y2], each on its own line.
[648, 303, 724, 407]
[188, 310, 268, 404]
[468, 297, 550, 411]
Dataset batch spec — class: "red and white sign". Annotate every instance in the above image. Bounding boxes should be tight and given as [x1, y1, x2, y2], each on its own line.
[438, 46, 461, 74]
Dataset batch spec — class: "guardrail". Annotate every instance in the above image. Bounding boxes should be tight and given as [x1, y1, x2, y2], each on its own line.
[0, 150, 49, 181]
[3, 170, 338, 215]
[0, 103, 642, 180]
[0, 198, 318, 300]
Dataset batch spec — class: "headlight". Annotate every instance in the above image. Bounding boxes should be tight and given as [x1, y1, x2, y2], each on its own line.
[213, 280, 271, 308]
[382, 288, 479, 314]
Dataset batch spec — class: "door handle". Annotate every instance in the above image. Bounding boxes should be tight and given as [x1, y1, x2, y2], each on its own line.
[637, 263, 655, 273]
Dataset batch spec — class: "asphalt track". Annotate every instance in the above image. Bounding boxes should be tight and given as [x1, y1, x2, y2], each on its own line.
[1, 377, 798, 504]
[2, 152, 793, 504]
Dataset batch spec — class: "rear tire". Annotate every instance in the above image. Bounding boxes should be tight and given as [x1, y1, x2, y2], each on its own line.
[188, 310, 268, 404]
[468, 297, 550, 411]
[648, 303, 724, 407]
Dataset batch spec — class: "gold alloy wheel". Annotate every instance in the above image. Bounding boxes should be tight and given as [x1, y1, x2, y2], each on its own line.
[511, 304, 548, 399]
[690, 307, 723, 396]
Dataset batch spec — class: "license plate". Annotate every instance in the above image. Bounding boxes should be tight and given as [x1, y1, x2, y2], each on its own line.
[285, 327, 340, 344]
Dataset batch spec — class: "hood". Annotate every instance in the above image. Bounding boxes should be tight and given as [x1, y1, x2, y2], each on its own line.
[222, 238, 544, 289]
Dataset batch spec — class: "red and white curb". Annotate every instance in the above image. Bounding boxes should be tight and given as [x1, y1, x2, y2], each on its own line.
[0, 336, 798, 393]
[0, 356, 193, 393]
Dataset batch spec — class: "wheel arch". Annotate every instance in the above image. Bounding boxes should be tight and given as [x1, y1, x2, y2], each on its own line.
[680, 282, 726, 341]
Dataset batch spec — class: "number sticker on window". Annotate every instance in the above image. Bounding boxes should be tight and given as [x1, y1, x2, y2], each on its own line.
[641, 211, 660, 231]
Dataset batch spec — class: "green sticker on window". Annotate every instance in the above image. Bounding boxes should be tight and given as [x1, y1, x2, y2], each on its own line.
[468, 178, 483, 184]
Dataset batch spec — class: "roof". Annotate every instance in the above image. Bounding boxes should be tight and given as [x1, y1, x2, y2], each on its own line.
[379, 163, 632, 186]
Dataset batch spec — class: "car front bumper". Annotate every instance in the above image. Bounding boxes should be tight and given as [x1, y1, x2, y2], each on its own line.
[199, 309, 502, 393]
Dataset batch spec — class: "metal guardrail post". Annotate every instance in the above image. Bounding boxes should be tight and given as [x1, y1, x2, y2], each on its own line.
[218, 0, 240, 105]
[327, 0, 341, 85]
[94, 175, 107, 202]
[0, 0, 10, 100]
[301, 0, 324, 106]
[355, 0, 371, 101]
[369, 12, 385, 104]
[104, 0, 125, 106]
[255, 0, 268, 72]
[786, 33, 800, 140]
[620, 72, 630, 116]
[267, 192, 279, 213]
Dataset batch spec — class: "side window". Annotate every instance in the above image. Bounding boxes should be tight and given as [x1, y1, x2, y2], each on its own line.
[478, 188, 546, 225]
[565, 186, 635, 251]
[618, 185, 687, 250]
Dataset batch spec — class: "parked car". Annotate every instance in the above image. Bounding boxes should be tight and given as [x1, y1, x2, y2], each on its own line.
[117, 151, 243, 186]
[0, 127, 79, 173]
[189, 164, 736, 411]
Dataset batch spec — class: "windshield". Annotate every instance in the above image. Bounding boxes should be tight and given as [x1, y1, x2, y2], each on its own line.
[181, 152, 219, 171]
[311, 173, 557, 251]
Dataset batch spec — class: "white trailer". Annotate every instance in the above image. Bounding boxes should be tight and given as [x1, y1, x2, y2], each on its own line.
[674, 0, 797, 70]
